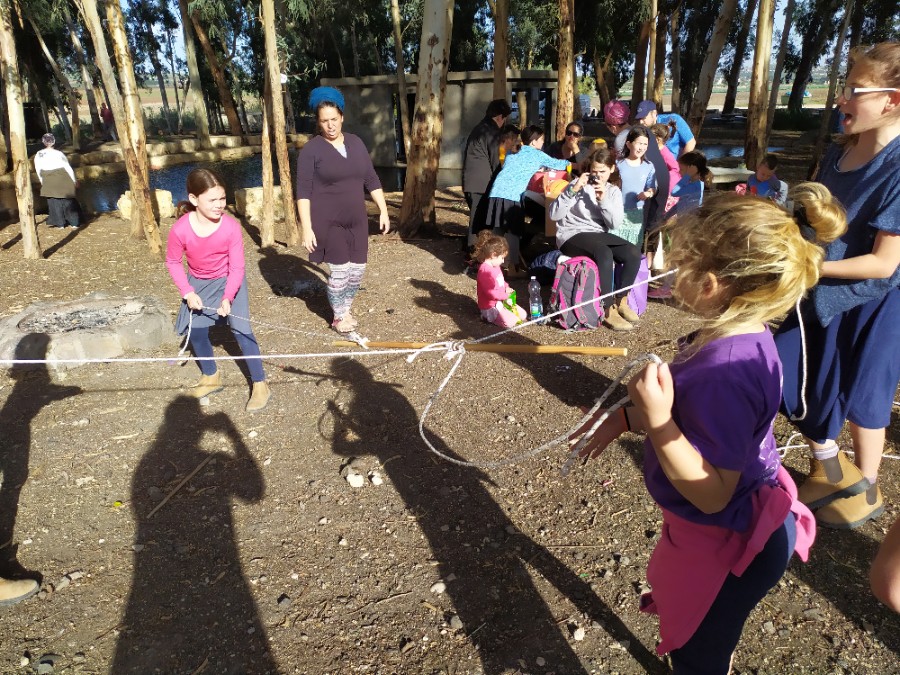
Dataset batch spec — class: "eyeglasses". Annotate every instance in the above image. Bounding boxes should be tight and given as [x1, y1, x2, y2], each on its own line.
[838, 85, 899, 100]
[565, 130, 582, 138]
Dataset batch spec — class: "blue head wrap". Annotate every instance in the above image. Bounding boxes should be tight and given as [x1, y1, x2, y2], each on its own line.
[309, 86, 345, 113]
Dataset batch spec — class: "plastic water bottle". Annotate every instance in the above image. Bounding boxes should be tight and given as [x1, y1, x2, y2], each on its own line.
[528, 276, 543, 322]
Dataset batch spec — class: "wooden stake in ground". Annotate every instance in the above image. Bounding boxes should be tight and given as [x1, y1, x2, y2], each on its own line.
[334, 341, 628, 357]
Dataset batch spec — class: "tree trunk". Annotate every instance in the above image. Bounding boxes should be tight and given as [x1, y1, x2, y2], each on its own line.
[166, 29, 184, 133]
[0, 77, 8, 174]
[592, 48, 614, 107]
[351, 21, 360, 77]
[259, 72, 275, 248]
[80, 0, 161, 256]
[651, 9, 667, 108]
[491, 0, 509, 101]
[261, 0, 300, 246]
[669, 6, 682, 112]
[516, 89, 529, 125]
[372, 35, 384, 76]
[631, 18, 651, 115]
[397, 0, 454, 237]
[646, 0, 658, 100]
[27, 11, 81, 150]
[847, 0, 865, 50]
[190, 12, 243, 135]
[686, 0, 740, 135]
[390, 0, 411, 158]
[744, 0, 776, 170]
[723, 0, 759, 115]
[808, 1, 853, 179]
[766, 0, 796, 137]
[0, 0, 41, 258]
[145, 27, 174, 135]
[176, 0, 210, 146]
[50, 80, 73, 143]
[329, 27, 346, 79]
[283, 83, 296, 134]
[65, 6, 102, 136]
[555, 0, 575, 140]
[105, 0, 155, 240]
[787, 0, 842, 112]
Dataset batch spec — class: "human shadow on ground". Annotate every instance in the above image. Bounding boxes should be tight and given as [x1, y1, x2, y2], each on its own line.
[0, 334, 81, 581]
[328, 359, 665, 674]
[112, 396, 276, 674]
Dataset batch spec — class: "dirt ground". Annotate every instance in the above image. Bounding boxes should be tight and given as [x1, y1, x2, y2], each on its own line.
[0, 147, 899, 675]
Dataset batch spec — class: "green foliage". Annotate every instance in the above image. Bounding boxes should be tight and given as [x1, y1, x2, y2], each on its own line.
[771, 108, 820, 131]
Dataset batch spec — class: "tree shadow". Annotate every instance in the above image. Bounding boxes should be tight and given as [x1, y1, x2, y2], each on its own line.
[327, 358, 665, 674]
[256, 244, 331, 326]
[112, 396, 275, 673]
[0, 334, 81, 580]
[42, 222, 87, 259]
[408, 278, 653, 478]
[782, 463, 900, 656]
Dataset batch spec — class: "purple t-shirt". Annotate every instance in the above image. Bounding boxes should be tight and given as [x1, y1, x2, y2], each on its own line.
[643, 330, 783, 531]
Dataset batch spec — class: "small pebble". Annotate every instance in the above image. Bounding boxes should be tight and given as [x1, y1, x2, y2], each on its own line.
[277, 594, 292, 608]
[763, 621, 776, 635]
[430, 581, 446, 594]
[573, 626, 586, 641]
[20, 657, 29, 667]
[345, 472, 365, 488]
[199, 396, 210, 407]
[536, 656, 546, 666]
[318, 517, 329, 525]
[73, 653, 86, 663]
[132, 544, 144, 553]
[67, 571, 84, 581]
[450, 615, 463, 630]
[54, 577, 70, 592]
[249, 431, 259, 438]
[339, 537, 348, 547]
[368, 471, 384, 486]
[263, 457, 271, 466]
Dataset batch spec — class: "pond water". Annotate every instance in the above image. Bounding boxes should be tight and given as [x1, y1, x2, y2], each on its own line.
[1, 144, 782, 217]
[1, 152, 464, 216]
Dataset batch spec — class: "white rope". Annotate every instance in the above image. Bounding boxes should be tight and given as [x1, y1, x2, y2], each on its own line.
[778, 432, 900, 461]
[788, 295, 808, 422]
[413, 345, 663, 472]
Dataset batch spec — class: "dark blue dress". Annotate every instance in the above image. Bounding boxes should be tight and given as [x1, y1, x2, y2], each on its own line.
[774, 138, 900, 441]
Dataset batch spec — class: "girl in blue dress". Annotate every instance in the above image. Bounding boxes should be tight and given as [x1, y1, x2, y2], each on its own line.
[774, 42, 900, 529]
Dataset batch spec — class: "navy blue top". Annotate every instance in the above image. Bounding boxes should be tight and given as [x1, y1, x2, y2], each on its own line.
[811, 137, 900, 325]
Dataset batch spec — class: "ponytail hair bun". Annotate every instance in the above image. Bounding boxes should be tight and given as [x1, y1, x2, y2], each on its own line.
[788, 182, 847, 246]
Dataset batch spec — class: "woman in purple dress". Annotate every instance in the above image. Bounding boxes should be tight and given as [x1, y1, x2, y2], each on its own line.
[296, 86, 391, 334]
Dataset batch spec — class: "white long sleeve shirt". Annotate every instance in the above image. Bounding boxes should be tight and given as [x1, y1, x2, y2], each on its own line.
[34, 147, 76, 185]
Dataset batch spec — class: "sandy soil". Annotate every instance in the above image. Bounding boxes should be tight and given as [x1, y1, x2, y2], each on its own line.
[0, 176, 898, 675]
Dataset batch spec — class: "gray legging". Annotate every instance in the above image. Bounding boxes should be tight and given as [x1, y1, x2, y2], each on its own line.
[559, 232, 642, 309]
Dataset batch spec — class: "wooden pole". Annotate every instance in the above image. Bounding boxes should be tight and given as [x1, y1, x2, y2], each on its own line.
[743, 0, 776, 171]
[333, 341, 628, 357]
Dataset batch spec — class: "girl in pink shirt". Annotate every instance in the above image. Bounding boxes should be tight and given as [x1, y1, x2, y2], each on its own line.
[166, 169, 270, 412]
[474, 231, 526, 328]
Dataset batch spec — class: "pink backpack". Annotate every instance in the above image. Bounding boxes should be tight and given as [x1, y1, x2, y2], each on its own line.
[548, 256, 604, 330]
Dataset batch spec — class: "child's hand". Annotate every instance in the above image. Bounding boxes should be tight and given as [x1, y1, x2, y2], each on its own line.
[568, 407, 627, 461]
[217, 298, 231, 317]
[184, 292, 203, 311]
[627, 362, 674, 430]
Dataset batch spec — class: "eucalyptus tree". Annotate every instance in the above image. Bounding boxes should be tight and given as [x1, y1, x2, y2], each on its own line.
[20, 0, 82, 149]
[187, 0, 245, 134]
[766, 0, 796, 136]
[488, 0, 509, 100]
[721, 0, 759, 115]
[0, 0, 41, 258]
[176, 0, 210, 145]
[556, 0, 574, 139]
[509, 0, 556, 120]
[78, 0, 161, 255]
[783, 0, 844, 112]
[744, 0, 775, 170]
[63, 4, 102, 136]
[128, 0, 180, 134]
[398, 0, 454, 237]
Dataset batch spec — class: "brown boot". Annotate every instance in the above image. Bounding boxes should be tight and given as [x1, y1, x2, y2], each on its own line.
[618, 296, 641, 323]
[798, 451, 868, 510]
[193, 372, 223, 399]
[815, 483, 884, 530]
[246, 381, 271, 413]
[603, 306, 635, 331]
[0, 578, 39, 607]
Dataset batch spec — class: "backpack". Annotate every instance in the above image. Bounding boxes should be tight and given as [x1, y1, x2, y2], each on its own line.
[548, 256, 604, 330]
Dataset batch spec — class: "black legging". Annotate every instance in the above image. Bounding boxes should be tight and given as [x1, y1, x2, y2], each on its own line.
[560, 232, 643, 309]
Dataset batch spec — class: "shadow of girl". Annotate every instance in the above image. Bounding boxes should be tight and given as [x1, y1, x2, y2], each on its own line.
[113, 396, 276, 674]
[0, 334, 81, 579]
[327, 358, 664, 674]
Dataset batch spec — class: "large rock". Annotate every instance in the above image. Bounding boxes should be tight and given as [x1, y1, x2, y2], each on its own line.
[235, 186, 284, 224]
[116, 189, 176, 220]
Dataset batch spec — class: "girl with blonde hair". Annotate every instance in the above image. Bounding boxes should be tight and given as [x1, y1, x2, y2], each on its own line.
[775, 41, 900, 529]
[573, 186, 846, 673]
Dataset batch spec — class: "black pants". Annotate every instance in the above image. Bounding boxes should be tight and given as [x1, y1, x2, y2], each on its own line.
[464, 192, 489, 248]
[47, 197, 79, 228]
[560, 232, 642, 309]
